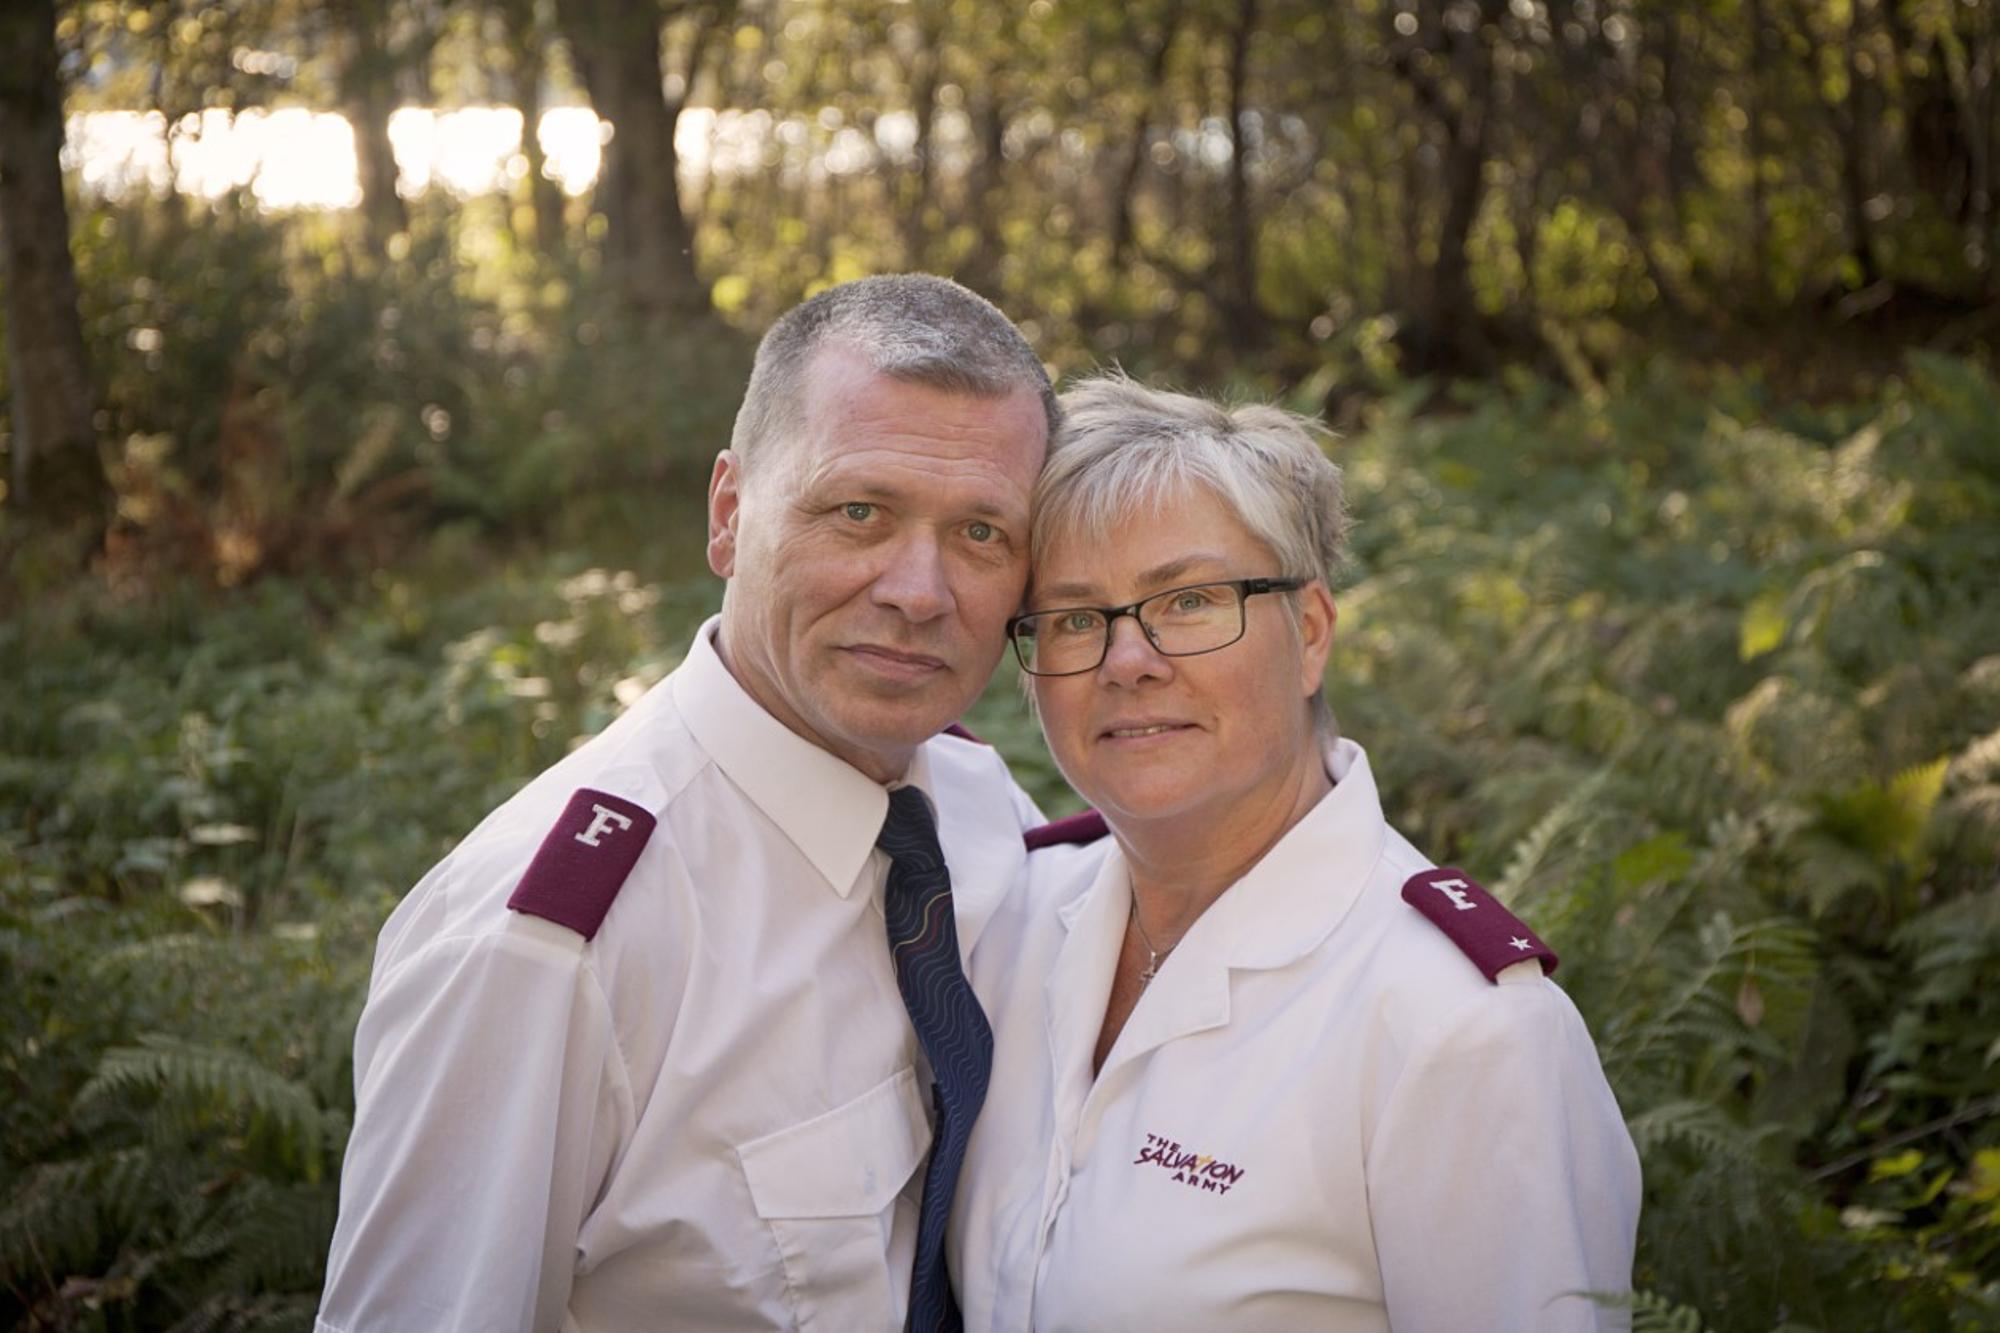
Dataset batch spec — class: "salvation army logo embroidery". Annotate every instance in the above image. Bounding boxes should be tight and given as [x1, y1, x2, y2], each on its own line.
[1132, 1131, 1245, 1196]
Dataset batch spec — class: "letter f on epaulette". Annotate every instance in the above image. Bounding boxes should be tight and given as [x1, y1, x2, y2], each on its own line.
[508, 789, 657, 940]
[1401, 867, 1559, 982]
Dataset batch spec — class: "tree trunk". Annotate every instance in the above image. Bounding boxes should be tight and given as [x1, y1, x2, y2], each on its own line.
[1222, 0, 1264, 348]
[898, 7, 943, 268]
[501, 0, 566, 258]
[558, 0, 710, 323]
[1429, 125, 1487, 370]
[959, 83, 1011, 299]
[337, 0, 409, 261]
[0, 0, 103, 528]
[1745, 0, 1773, 300]
[1108, 4, 1184, 271]
[1392, 0, 1501, 374]
[1838, 1, 1884, 288]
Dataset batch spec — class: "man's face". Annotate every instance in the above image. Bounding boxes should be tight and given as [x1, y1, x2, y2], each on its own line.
[708, 345, 1049, 782]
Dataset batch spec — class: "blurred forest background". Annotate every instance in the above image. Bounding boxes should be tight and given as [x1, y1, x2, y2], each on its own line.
[3, 0, 1999, 1328]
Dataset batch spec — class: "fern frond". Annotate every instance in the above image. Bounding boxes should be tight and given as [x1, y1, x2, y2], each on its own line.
[1494, 770, 1611, 903]
[165, 1291, 319, 1333]
[1627, 1098, 1771, 1166]
[0, 1146, 172, 1289]
[209, 1179, 338, 1294]
[1628, 1287, 1710, 1333]
[1603, 913, 1818, 1078]
[76, 1035, 337, 1177]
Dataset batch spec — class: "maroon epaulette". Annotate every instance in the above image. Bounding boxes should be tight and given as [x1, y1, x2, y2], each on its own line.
[1400, 867, 1558, 982]
[943, 722, 986, 744]
[1024, 810, 1109, 850]
[506, 789, 657, 941]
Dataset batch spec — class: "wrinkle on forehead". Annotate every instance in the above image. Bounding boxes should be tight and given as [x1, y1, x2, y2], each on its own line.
[1033, 550, 1238, 605]
[1030, 477, 1220, 588]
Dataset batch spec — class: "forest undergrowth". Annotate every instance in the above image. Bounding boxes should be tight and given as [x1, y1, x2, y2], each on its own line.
[4, 356, 1999, 1331]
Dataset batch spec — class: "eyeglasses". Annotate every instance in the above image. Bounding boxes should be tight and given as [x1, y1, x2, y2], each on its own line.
[1007, 577, 1310, 678]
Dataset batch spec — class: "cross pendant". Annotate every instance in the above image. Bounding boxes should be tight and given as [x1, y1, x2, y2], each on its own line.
[1139, 951, 1161, 985]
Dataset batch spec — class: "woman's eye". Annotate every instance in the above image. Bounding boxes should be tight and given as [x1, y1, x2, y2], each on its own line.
[967, 521, 995, 543]
[842, 502, 875, 522]
[1173, 591, 1211, 611]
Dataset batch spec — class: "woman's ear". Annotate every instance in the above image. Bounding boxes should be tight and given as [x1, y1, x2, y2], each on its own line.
[1295, 581, 1338, 696]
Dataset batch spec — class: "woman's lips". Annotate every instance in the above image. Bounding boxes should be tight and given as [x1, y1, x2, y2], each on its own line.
[1098, 720, 1197, 743]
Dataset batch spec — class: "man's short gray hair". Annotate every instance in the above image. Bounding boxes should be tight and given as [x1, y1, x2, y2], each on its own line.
[730, 274, 1059, 469]
[1033, 373, 1349, 734]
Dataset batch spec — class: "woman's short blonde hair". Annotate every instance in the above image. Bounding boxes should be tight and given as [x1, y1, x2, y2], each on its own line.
[1032, 372, 1349, 733]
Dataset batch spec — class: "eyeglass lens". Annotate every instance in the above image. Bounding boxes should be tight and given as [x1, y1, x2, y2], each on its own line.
[1017, 582, 1247, 675]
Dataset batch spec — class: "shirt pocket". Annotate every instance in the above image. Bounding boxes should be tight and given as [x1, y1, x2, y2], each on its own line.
[737, 1065, 932, 1332]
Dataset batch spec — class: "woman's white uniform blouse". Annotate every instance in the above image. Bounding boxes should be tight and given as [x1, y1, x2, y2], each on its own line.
[952, 737, 1642, 1332]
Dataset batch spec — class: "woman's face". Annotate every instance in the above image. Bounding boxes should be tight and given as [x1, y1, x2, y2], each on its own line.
[1027, 485, 1336, 835]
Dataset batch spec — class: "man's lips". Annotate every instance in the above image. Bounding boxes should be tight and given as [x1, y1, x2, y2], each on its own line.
[844, 644, 948, 676]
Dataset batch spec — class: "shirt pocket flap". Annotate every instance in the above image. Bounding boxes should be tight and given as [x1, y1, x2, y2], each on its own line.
[738, 1066, 932, 1220]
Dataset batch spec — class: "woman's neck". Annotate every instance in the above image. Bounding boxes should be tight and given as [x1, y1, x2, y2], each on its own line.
[1117, 746, 1334, 946]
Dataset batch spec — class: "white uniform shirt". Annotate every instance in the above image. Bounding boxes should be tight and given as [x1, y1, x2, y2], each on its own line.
[953, 737, 1641, 1333]
[318, 617, 1040, 1333]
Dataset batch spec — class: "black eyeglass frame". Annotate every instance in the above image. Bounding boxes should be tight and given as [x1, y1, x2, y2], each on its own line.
[1006, 576, 1311, 678]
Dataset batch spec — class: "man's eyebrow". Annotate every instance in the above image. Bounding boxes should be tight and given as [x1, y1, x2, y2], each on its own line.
[1034, 552, 1231, 605]
[797, 475, 1025, 520]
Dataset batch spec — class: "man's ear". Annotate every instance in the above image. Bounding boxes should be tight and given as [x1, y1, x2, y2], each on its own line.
[1296, 581, 1338, 695]
[707, 451, 742, 579]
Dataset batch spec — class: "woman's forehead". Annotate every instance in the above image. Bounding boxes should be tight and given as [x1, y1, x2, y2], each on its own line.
[1030, 486, 1274, 597]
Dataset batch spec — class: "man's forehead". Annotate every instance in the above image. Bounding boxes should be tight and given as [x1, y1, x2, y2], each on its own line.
[805, 344, 1041, 423]
[781, 352, 1043, 459]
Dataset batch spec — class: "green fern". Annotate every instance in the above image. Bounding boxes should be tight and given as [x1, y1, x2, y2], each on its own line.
[1628, 1288, 1711, 1333]
[76, 1036, 345, 1183]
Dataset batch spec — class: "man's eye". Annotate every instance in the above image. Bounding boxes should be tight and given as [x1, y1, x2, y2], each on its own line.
[967, 521, 996, 543]
[842, 502, 875, 522]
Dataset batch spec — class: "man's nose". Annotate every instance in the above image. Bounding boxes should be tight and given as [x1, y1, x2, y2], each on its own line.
[870, 530, 955, 622]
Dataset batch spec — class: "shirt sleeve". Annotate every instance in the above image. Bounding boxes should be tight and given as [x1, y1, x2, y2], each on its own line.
[1365, 972, 1642, 1333]
[317, 918, 632, 1333]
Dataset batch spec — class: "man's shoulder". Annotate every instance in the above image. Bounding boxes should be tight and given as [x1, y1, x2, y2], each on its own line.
[922, 725, 1042, 827]
[377, 688, 716, 960]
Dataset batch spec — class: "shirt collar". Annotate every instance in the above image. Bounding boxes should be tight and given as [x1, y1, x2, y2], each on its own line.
[1058, 735, 1386, 971]
[672, 616, 893, 897]
[1207, 735, 1385, 969]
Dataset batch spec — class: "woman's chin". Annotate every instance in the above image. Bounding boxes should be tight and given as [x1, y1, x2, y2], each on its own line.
[1082, 777, 1219, 833]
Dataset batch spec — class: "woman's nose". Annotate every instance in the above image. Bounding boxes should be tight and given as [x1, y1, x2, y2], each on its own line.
[1097, 613, 1169, 685]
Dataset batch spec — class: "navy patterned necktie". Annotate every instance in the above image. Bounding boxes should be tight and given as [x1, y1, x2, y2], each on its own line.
[878, 786, 994, 1333]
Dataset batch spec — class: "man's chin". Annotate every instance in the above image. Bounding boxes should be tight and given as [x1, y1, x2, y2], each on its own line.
[825, 697, 967, 762]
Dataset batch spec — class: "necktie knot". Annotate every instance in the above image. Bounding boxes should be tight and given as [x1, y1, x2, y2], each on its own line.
[878, 786, 945, 872]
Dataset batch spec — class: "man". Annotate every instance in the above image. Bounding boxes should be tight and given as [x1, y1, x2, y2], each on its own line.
[317, 275, 1055, 1332]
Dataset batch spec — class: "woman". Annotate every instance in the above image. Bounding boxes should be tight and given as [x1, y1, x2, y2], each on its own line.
[951, 376, 1641, 1332]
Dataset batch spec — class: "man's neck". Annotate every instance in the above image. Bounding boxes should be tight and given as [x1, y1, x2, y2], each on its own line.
[707, 621, 912, 785]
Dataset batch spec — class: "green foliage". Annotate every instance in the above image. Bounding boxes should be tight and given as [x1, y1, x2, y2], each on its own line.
[1330, 356, 2000, 1329]
[6, 356, 2000, 1327]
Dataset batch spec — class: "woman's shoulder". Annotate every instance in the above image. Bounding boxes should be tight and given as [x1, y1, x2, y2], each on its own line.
[1340, 826, 1571, 1033]
[1022, 818, 1116, 911]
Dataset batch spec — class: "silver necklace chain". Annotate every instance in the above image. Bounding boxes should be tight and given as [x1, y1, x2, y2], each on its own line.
[1128, 899, 1177, 986]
